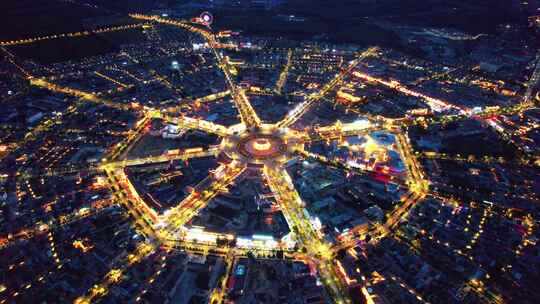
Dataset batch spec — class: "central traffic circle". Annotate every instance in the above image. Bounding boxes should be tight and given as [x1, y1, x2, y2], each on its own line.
[252, 138, 272, 151]
[240, 134, 285, 159]
[221, 124, 305, 167]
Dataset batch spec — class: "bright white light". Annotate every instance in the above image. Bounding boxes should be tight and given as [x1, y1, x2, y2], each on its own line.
[185, 227, 217, 244]
[237, 237, 253, 248]
[253, 234, 274, 240]
[311, 217, 322, 230]
[281, 233, 296, 248]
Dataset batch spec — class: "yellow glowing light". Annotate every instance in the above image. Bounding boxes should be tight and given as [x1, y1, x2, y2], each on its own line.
[252, 138, 272, 151]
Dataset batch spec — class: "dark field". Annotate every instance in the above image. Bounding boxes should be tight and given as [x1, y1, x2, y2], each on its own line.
[7, 29, 147, 63]
[0, 0, 536, 63]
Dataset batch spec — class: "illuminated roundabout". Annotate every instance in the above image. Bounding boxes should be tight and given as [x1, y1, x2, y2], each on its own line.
[221, 124, 305, 167]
